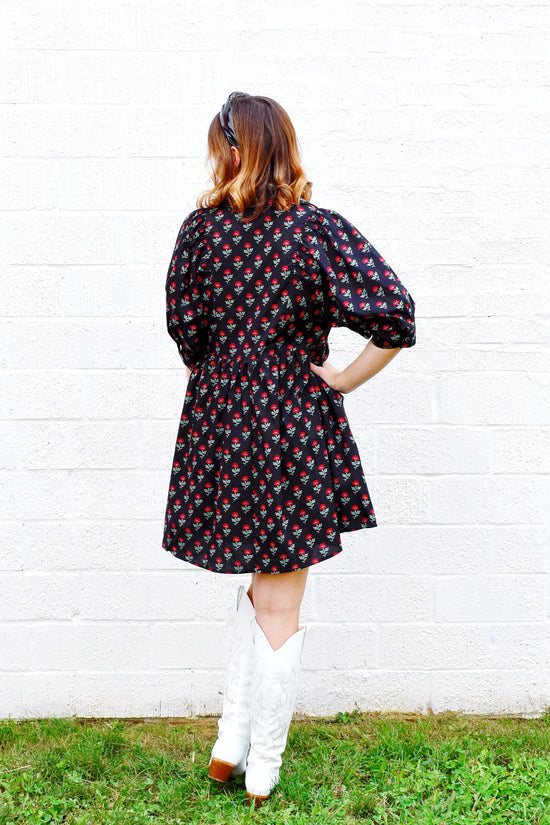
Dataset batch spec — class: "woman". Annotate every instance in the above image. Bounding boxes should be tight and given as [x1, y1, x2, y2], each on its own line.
[162, 92, 416, 807]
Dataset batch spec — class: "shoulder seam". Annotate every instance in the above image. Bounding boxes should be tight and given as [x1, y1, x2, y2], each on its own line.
[179, 207, 210, 248]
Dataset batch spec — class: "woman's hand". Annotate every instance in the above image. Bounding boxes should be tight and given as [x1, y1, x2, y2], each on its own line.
[310, 342, 402, 394]
[309, 359, 347, 393]
[309, 338, 401, 393]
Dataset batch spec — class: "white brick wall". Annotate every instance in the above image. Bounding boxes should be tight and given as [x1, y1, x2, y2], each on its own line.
[1, 0, 549, 720]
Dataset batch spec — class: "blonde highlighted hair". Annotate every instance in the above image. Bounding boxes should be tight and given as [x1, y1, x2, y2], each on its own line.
[197, 94, 313, 222]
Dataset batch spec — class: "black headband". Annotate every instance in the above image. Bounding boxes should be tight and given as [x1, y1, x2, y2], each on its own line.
[219, 91, 247, 149]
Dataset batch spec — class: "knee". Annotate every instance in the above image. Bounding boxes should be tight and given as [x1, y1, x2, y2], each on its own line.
[251, 569, 308, 618]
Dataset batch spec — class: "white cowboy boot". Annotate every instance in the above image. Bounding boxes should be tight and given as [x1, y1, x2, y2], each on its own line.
[245, 616, 308, 807]
[208, 584, 255, 782]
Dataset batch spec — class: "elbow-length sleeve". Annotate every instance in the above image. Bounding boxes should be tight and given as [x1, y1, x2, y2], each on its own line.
[165, 209, 209, 369]
[304, 205, 416, 349]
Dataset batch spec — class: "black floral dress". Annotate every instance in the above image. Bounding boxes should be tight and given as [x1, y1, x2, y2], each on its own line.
[162, 198, 416, 574]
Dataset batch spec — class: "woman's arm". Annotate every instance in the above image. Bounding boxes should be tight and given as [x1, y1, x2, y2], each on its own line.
[186, 365, 192, 381]
[310, 340, 401, 394]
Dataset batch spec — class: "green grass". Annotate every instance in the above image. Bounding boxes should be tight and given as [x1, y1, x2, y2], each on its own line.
[0, 710, 549, 824]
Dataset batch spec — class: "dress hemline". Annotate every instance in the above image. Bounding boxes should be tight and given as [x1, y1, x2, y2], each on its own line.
[164, 519, 377, 575]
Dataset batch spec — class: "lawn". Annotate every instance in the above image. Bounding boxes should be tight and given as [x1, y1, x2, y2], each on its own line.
[0, 710, 549, 824]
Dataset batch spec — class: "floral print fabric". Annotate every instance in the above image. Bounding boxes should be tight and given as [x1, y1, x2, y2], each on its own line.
[162, 199, 416, 574]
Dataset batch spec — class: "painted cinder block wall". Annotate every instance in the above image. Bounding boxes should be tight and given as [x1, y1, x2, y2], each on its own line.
[1, 0, 549, 719]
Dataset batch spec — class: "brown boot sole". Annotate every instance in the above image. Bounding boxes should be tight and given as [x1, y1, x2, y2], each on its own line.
[246, 791, 270, 808]
[208, 757, 237, 782]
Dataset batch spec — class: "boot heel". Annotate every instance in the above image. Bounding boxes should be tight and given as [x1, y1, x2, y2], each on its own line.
[246, 791, 270, 808]
[208, 757, 237, 782]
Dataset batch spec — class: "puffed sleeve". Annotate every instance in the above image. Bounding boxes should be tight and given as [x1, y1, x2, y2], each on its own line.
[304, 205, 416, 349]
[165, 208, 209, 369]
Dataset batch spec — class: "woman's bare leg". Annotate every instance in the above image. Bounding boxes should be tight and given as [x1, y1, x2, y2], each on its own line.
[250, 568, 309, 650]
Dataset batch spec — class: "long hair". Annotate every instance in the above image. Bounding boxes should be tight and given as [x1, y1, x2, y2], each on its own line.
[197, 95, 313, 222]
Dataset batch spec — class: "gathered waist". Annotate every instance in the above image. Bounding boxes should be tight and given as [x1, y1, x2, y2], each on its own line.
[200, 340, 313, 381]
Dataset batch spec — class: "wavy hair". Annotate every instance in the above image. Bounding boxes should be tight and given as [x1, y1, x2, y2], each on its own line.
[197, 94, 313, 222]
